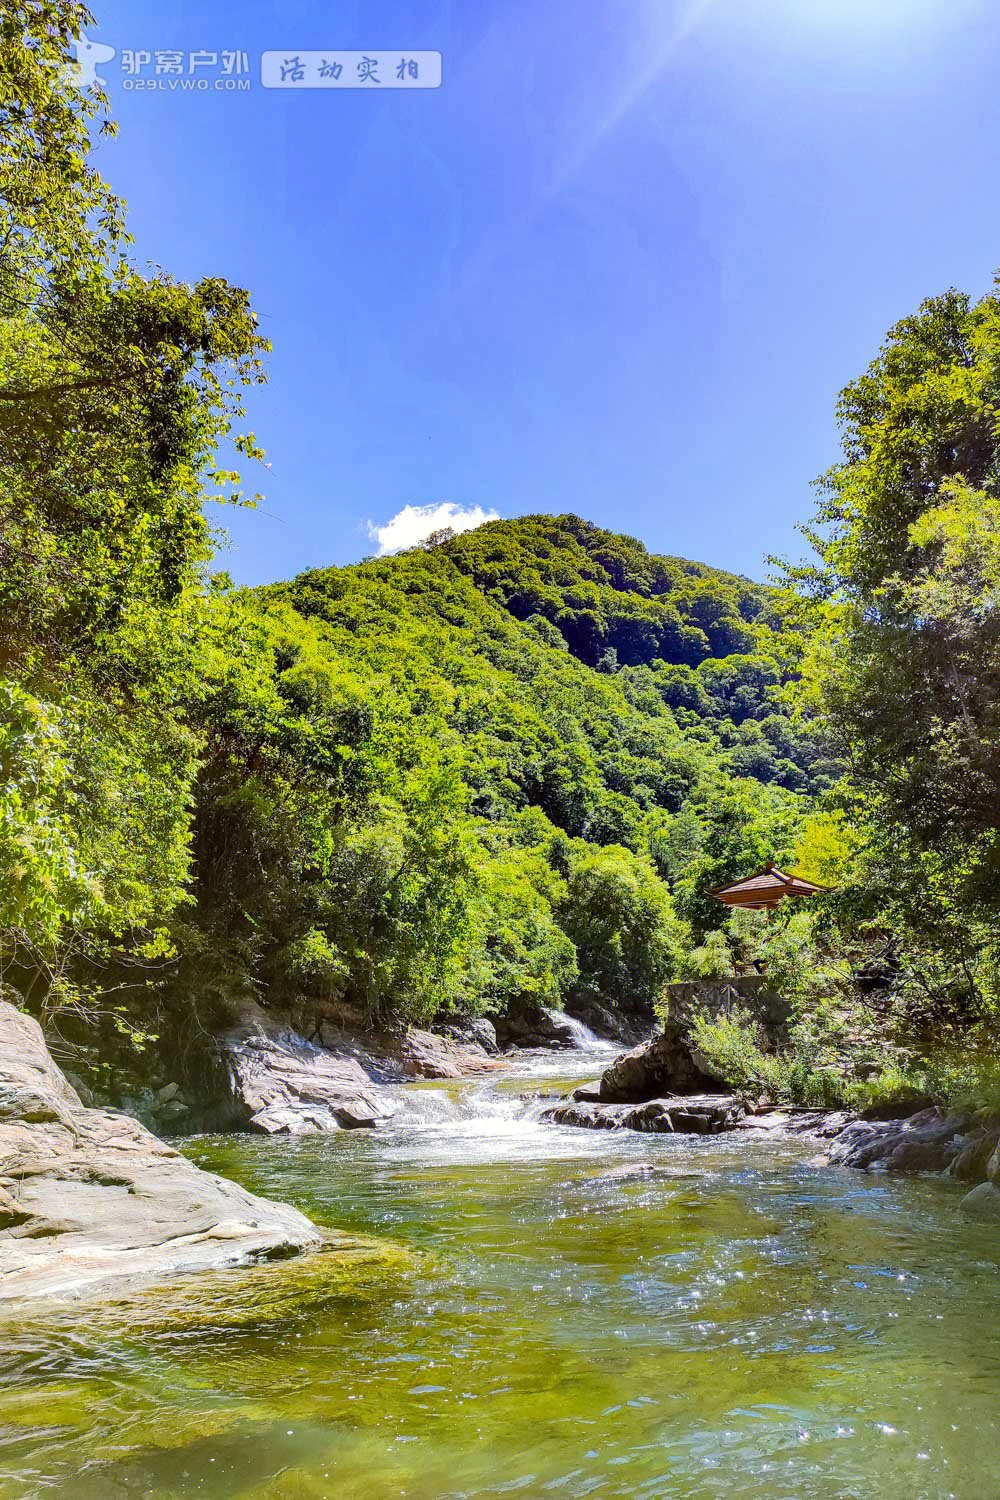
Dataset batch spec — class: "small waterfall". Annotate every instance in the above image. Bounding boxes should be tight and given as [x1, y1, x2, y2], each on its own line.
[379, 1023, 619, 1136]
[548, 1011, 618, 1055]
[383, 1080, 546, 1133]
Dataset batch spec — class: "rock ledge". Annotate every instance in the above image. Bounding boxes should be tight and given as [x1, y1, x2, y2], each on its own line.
[0, 1002, 322, 1305]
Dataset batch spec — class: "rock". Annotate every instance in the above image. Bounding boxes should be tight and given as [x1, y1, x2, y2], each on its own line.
[219, 1006, 396, 1133]
[471, 1018, 500, 1054]
[988, 1142, 1000, 1186]
[62, 1070, 96, 1108]
[544, 1093, 745, 1136]
[581, 1163, 671, 1187]
[663, 977, 791, 1045]
[437, 1018, 501, 1056]
[387, 1027, 504, 1079]
[158, 1099, 191, 1121]
[598, 1029, 725, 1103]
[826, 1109, 975, 1175]
[947, 1129, 999, 1184]
[0, 1002, 322, 1305]
[626, 1097, 742, 1135]
[591, 978, 794, 1104]
[959, 1182, 1000, 1222]
[158, 1081, 180, 1103]
[564, 991, 650, 1046]
[784, 1108, 856, 1140]
[218, 1004, 506, 1134]
[592, 976, 798, 1107]
[495, 1001, 586, 1050]
[545, 1101, 635, 1130]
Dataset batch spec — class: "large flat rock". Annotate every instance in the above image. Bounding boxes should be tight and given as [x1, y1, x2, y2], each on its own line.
[219, 1004, 506, 1134]
[0, 1003, 322, 1305]
[544, 1093, 745, 1135]
[220, 1012, 397, 1133]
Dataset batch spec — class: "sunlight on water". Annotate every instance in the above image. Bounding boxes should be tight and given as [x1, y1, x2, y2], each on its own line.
[2, 1047, 1000, 1499]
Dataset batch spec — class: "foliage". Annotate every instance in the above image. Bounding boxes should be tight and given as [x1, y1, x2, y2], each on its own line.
[0, 3, 266, 1036]
[794, 280, 1000, 1027]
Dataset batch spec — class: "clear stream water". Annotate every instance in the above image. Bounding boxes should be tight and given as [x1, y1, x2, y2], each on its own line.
[3, 1039, 1000, 1500]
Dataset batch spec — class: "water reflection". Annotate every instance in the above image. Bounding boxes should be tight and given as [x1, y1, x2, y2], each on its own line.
[2, 1047, 999, 1500]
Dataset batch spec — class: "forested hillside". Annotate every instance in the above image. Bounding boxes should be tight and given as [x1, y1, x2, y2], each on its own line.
[178, 515, 827, 1043]
[0, 0, 828, 1059]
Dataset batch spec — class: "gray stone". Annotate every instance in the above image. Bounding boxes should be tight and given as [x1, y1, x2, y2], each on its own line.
[826, 1110, 976, 1175]
[544, 1100, 634, 1130]
[220, 1007, 396, 1133]
[495, 1002, 588, 1050]
[959, 1182, 1000, 1222]
[598, 1030, 724, 1103]
[0, 1002, 322, 1306]
[663, 977, 791, 1044]
[438, 1018, 501, 1057]
[469, 1018, 500, 1055]
[947, 1130, 999, 1184]
[157, 1081, 180, 1102]
[544, 1093, 744, 1136]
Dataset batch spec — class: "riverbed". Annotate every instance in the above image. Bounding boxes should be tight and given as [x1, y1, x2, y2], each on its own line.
[2, 1045, 1000, 1499]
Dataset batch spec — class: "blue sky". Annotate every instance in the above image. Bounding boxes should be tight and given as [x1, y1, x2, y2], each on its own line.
[92, 0, 1000, 584]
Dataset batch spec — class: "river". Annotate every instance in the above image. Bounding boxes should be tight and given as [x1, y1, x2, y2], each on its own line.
[2, 1040, 1000, 1499]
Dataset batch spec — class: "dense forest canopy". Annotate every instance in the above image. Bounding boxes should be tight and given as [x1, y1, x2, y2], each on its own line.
[185, 514, 821, 1036]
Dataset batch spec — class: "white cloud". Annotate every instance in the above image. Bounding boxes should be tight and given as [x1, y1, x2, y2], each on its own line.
[366, 502, 500, 556]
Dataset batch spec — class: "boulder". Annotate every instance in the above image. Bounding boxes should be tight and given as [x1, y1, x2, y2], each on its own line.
[634, 1095, 745, 1134]
[663, 977, 791, 1045]
[0, 1002, 322, 1305]
[218, 1005, 506, 1134]
[437, 1018, 501, 1057]
[219, 1006, 396, 1133]
[826, 1109, 975, 1174]
[594, 977, 794, 1105]
[544, 1093, 744, 1135]
[384, 1026, 504, 1079]
[564, 990, 651, 1045]
[988, 1142, 1000, 1186]
[545, 1101, 633, 1129]
[495, 1001, 588, 1050]
[470, 1018, 501, 1055]
[947, 1128, 1000, 1184]
[598, 1029, 724, 1103]
[959, 1182, 1000, 1222]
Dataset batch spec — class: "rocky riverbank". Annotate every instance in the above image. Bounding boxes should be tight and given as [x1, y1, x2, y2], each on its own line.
[545, 1018, 1000, 1222]
[88, 998, 624, 1138]
[0, 1001, 324, 1305]
[6, 986, 997, 1311]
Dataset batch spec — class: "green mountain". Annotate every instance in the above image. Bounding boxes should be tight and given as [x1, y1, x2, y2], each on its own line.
[179, 514, 831, 1040]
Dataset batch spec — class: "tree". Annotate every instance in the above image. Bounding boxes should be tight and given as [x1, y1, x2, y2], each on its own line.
[0, 1, 267, 1032]
[796, 278, 1000, 1017]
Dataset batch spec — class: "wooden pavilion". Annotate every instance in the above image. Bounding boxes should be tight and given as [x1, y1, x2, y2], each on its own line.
[708, 862, 825, 912]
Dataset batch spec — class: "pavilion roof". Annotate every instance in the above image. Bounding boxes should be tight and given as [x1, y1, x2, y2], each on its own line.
[708, 862, 825, 907]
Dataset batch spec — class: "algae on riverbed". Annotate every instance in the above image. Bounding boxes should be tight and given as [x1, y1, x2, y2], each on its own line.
[0, 1231, 415, 1337]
